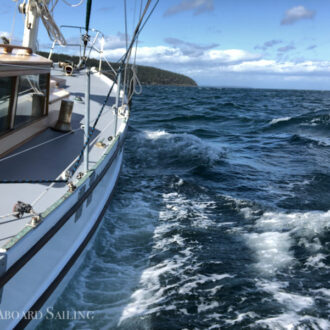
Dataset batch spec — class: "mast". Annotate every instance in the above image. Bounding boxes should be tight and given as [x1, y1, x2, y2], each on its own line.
[20, 0, 51, 52]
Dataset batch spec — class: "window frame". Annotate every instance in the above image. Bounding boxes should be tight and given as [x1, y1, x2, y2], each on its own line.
[0, 73, 50, 136]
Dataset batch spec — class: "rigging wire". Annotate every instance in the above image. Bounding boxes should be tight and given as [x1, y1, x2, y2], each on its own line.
[50, 0, 60, 13]
[10, 0, 19, 43]
[121, 0, 159, 102]
[117, 0, 158, 66]
[124, 0, 128, 50]
[116, 0, 152, 94]
[122, 0, 129, 105]
[121, 0, 152, 64]
[132, 0, 138, 36]
[136, 0, 159, 43]
[129, 0, 144, 100]
[39, 0, 67, 45]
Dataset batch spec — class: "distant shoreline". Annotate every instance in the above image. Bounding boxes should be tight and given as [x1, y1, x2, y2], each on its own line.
[38, 51, 197, 87]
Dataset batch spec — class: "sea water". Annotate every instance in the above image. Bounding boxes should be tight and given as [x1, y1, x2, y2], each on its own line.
[39, 86, 330, 329]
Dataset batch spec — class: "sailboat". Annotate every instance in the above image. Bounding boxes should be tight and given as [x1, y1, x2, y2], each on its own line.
[0, 0, 158, 328]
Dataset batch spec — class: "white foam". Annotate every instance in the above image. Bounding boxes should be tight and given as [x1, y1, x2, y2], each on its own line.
[305, 253, 328, 269]
[179, 308, 189, 316]
[245, 210, 330, 276]
[259, 285, 319, 325]
[256, 312, 330, 330]
[197, 301, 219, 313]
[273, 291, 314, 311]
[246, 207, 330, 326]
[208, 320, 223, 329]
[269, 117, 291, 125]
[154, 233, 185, 251]
[254, 280, 327, 330]
[256, 210, 330, 241]
[245, 231, 294, 275]
[118, 188, 234, 324]
[206, 285, 223, 295]
[240, 207, 260, 220]
[312, 288, 330, 298]
[162, 191, 217, 229]
[144, 130, 169, 139]
[178, 274, 233, 295]
[119, 259, 181, 323]
[225, 312, 259, 325]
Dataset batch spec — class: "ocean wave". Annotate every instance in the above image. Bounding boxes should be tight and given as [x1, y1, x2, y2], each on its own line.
[148, 113, 223, 123]
[290, 134, 330, 146]
[265, 111, 330, 131]
[135, 130, 225, 167]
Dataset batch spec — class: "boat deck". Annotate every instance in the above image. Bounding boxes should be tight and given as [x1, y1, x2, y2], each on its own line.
[0, 68, 124, 247]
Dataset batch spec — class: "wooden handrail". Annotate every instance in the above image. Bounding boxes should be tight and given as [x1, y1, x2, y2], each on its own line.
[0, 44, 33, 56]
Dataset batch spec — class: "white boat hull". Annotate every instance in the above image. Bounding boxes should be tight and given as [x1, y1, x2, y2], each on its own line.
[0, 129, 126, 329]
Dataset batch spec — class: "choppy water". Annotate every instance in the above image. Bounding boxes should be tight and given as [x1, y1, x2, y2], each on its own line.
[39, 86, 330, 329]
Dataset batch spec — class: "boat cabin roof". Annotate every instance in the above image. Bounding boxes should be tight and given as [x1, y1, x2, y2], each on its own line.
[0, 44, 52, 77]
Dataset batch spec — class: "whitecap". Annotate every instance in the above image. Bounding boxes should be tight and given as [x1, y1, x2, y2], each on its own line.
[269, 117, 291, 125]
[140, 129, 225, 166]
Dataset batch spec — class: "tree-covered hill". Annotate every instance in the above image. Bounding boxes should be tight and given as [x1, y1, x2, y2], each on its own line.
[38, 52, 197, 87]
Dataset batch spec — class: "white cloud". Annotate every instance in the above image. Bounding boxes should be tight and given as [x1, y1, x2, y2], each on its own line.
[281, 6, 315, 25]
[164, 37, 218, 57]
[225, 60, 330, 75]
[102, 32, 129, 50]
[164, 0, 214, 16]
[99, 44, 330, 89]
[102, 46, 260, 66]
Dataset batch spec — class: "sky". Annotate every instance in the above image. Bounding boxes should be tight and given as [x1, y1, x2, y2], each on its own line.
[1, 0, 330, 90]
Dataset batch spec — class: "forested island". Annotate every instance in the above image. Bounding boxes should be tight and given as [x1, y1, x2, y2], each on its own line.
[38, 52, 197, 86]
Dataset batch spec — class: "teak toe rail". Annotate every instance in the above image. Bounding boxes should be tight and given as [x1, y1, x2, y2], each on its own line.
[0, 44, 33, 56]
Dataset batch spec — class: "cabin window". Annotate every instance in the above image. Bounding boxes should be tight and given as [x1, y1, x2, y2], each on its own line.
[0, 77, 13, 134]
[14, 74, 48, 128]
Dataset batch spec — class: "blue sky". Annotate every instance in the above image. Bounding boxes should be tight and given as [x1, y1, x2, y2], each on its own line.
[2, 0, 330, 89]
